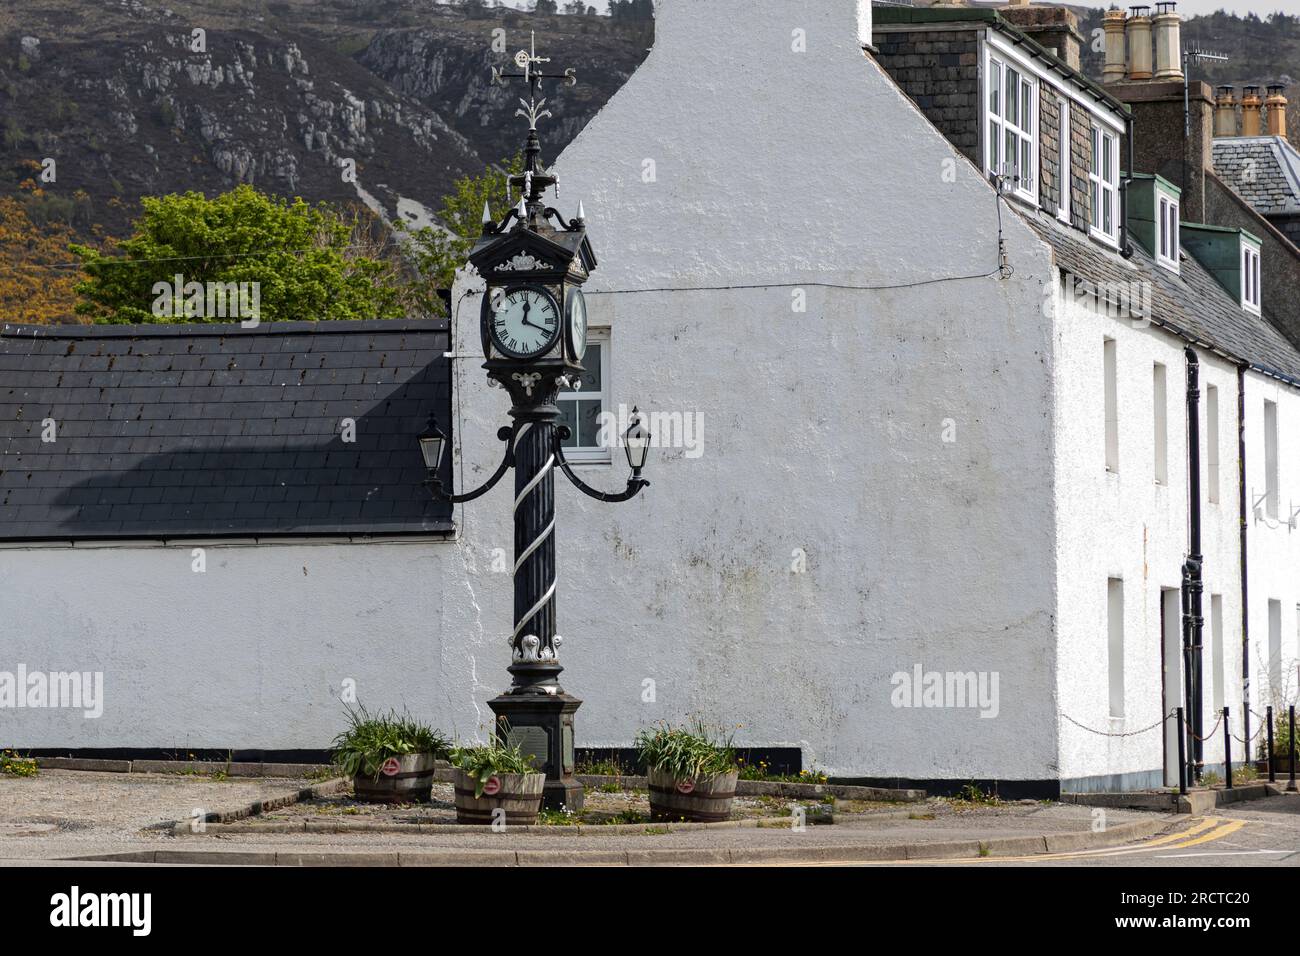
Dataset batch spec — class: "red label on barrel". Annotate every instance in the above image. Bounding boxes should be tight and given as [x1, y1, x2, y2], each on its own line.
[380, 757, 401, 777]
[676, 779, 696, 794]
[483, 776, 502, 796]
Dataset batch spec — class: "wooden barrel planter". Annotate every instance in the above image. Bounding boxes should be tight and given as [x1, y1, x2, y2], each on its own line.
[353, 754, 438, 804]
[453, 770, 545, 825]
[648, 768, 738, 823]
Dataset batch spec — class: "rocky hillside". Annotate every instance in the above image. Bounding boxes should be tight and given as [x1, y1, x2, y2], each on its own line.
[0, 0, 651, 244]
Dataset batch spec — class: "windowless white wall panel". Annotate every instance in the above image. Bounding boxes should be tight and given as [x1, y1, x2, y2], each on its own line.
[1107, 578, 1125, 718]
[1153, 363, 1168, 485]
[1264, 399, 1279, 520]
[1104, 338, 1118, 472]
[1206, 384, 1220, 504]
[1211, 593, 1224, 712]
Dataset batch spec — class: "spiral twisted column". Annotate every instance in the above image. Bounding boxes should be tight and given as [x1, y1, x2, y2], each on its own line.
[509, 418, 561, 687]
[491, 401, 582, 810]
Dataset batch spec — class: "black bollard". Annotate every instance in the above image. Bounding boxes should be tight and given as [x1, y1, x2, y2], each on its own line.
[1223, 707, 1233, 789]
[1177, 706, 1188, 795]
[1267, 705, 1275, 783]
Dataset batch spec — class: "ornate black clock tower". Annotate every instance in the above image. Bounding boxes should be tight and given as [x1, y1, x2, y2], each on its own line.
[420, 34, 650, 811]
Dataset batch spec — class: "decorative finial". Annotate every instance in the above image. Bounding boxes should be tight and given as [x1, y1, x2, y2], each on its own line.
[577, 200, 586, 221]
[491, 31, 579, 225]
[482, 201, 492, 225]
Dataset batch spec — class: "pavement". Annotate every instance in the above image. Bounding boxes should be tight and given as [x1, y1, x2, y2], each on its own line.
[3, 769, 1298, 866]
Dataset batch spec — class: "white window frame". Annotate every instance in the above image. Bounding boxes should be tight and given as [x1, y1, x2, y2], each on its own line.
[1089, 123, 1119, 247]
[1156, 194, 1180, 272]
[1241, 242, 1261, 314]
[555, 328, 610, 464]
[1056, 97, 1071, 223]
[986, 51, 1037, 204]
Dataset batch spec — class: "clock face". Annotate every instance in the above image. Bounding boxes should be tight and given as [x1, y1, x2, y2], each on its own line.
[488, 286, 560, 360]
[565, 288, 588, 362]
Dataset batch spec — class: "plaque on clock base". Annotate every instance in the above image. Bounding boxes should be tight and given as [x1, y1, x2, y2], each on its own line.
[488, 687, 584, 812]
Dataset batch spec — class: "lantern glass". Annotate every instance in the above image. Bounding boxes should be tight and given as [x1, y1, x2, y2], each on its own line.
[418, 418, 446, 471]
[624, 411, 650, 471]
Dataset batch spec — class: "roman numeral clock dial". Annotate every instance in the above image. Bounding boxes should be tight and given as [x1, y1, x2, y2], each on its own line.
[489, 286, 560, 360]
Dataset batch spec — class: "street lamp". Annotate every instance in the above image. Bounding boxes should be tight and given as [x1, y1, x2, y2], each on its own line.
[417, 415, 446, 472]
[414, 35, 651, 811]
[625, 407, 650, 475]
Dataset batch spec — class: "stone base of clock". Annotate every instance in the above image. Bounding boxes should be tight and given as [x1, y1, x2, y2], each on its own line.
[488, 688, 584, 812]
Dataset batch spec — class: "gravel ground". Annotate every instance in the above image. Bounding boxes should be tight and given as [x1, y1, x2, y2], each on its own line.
[0, 769, 313, 841]
[0, 770, 1171, 861]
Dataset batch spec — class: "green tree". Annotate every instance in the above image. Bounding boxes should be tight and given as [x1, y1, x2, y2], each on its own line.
[400, 154, 523, 318]
[70, 184, 404, 324]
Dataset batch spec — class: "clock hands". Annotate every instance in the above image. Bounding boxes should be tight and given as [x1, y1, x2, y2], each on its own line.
[517, 298, 554, 333]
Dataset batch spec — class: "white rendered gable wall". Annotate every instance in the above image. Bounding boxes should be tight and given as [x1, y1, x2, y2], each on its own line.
[453, 0, 1063, 780]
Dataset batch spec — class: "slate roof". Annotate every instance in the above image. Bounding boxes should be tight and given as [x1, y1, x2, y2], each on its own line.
[1017, 207, 1300, 387]
[1212, 136, 1300, 218]
[0, 320, 454, 541]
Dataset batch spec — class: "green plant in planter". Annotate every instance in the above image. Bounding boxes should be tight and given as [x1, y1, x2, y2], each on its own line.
[330, 705, 450, 781]
[635, 720, 737, 780]
[450, 739, 539, 797]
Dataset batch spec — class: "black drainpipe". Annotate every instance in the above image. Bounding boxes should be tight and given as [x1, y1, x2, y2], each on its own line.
[1182, 347, 1205, 780]
[1238, 364, 1251, 750]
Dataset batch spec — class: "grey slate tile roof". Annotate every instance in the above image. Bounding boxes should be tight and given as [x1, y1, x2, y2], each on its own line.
[0, 320, 453, 540]
[1212, 136, 1300, 217]
[1017, 207, 1300, 386]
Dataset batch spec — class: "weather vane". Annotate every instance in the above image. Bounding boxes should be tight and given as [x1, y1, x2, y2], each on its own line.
[488, 32, 579, 226]
[491, 32, 577, 135]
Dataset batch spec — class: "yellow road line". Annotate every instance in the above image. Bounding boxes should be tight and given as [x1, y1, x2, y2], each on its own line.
[1156, 819, 1245, 850]
[792, 816, 1243, 867]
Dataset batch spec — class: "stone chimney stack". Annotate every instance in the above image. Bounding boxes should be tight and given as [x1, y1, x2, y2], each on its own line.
[1103, 8, 1128, 83]
[1152, 2, 1183, 81]
[1266, 84, 1289, 139]
[1126, 7, 1153, 80]
[1241, 85, 1263, 136]
[998, 3, 1083, 71]
[1213, 86, 1238, 137]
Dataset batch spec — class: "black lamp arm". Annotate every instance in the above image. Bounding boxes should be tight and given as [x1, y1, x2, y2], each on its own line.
[554, 426, 649, 503]
[426, 426, 515, 503]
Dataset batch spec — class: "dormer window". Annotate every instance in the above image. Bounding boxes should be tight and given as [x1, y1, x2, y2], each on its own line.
[1242, 242, 1261, 314]
[987, 53, 1036, 202]
[1157, 194, 1179, 272]
[1089, 124, 1119, 245]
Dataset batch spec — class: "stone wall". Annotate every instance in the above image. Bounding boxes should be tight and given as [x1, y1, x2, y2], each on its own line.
[1069, 102, 1093, 233]
[872, 27, 982, 168]
[1039, 86, 1061, 215]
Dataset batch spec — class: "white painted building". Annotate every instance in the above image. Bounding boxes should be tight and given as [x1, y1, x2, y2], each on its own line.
[3, 0, 1298, 795]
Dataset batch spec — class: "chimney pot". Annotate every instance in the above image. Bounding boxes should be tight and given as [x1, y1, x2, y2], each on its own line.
[1241, 85, 1263, 136]
[1152, 2, 1182, 81]
[1126, 7, 1154, 81]
[1213, 85, 1237, 137]
[1266, 84, 1288, 139]
[1103, 8, 1128, 84]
